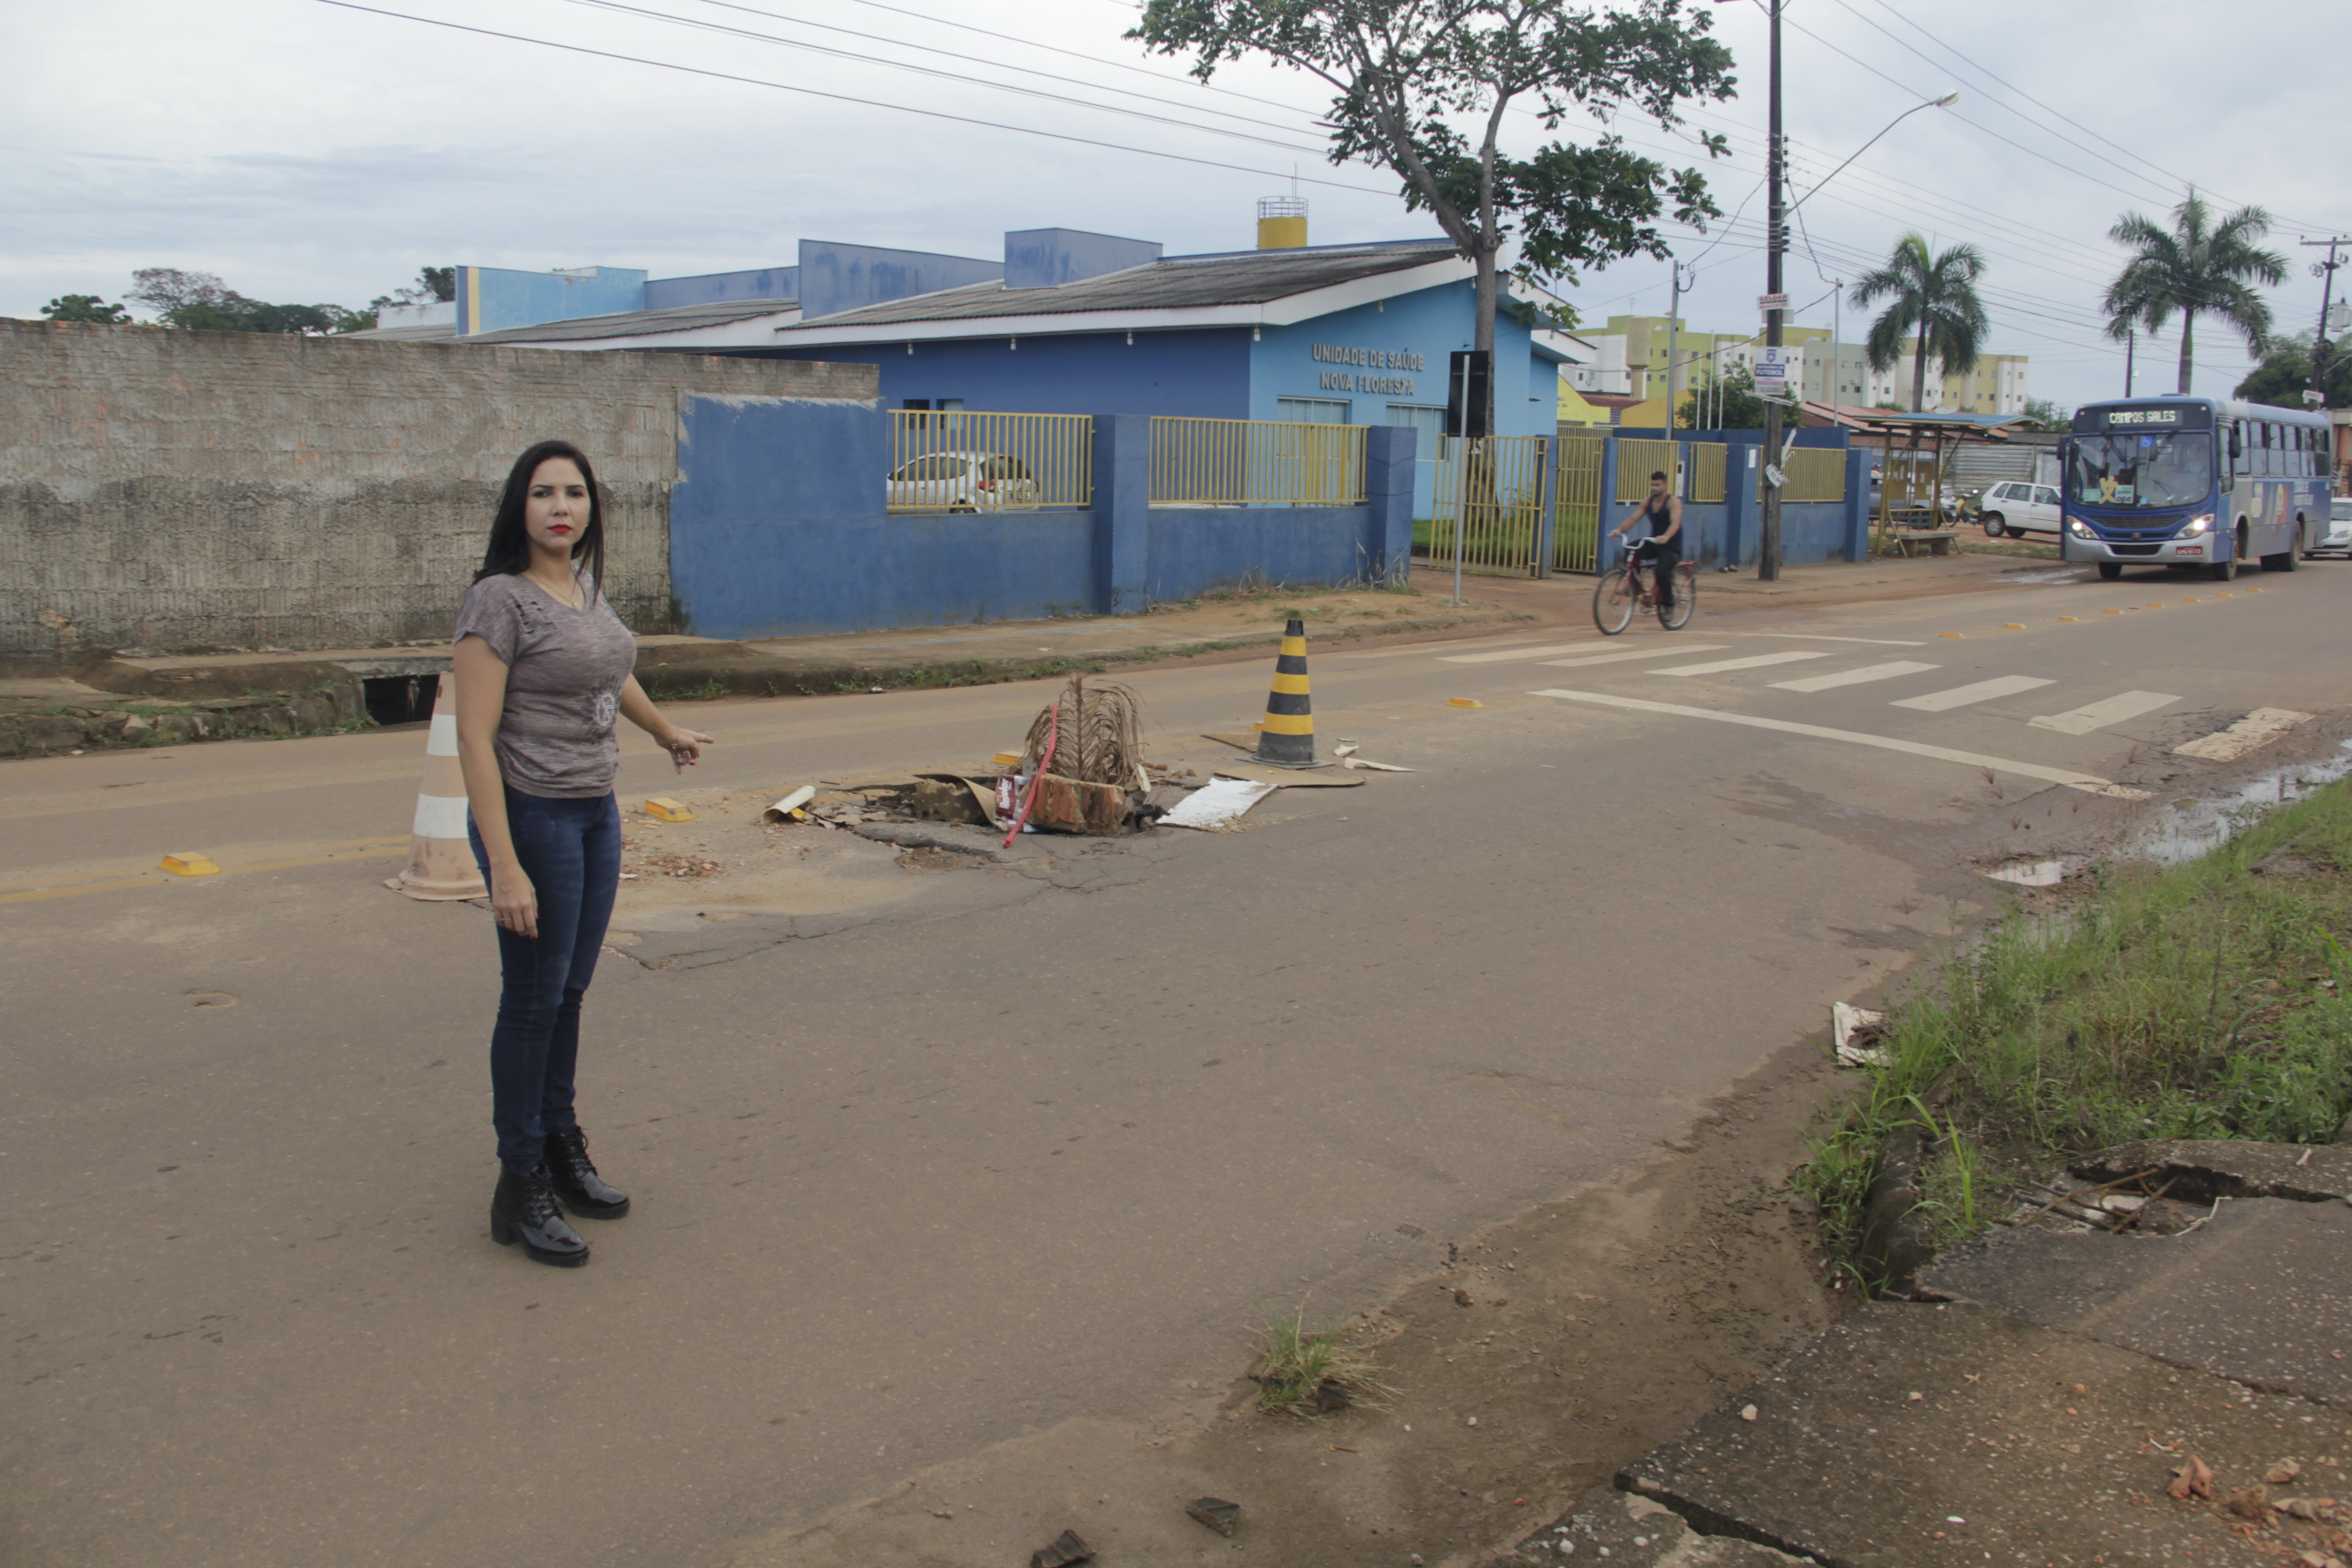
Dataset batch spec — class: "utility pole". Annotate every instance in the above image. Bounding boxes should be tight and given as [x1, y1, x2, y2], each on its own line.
[1665, 262, 1687, 430]
[2123, 328, 2135, 397]
[1757, 0, 1786, 579]
[2301, 237, 2347, 408]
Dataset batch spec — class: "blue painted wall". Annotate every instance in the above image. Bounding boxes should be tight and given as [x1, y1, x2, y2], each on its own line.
[457, 266, 647, 335]
[798, 240, 1004, 321]
[670, 395, 1098, 638]
[759, 328, 1252, 418]
[644, 267, 800, 309]
[668, 398, 1412, 638]
[1004, 230, 1161, 289]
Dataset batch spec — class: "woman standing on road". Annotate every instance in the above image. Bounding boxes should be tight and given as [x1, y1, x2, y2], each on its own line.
[453, 439, 714, 1268]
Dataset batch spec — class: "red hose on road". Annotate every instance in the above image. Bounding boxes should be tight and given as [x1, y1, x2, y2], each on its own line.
[1002, 700, 1060, 848]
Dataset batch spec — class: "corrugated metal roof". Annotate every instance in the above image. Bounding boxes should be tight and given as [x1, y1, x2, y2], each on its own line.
[785, 240, 1457, 329]
[461, 298, 798, 345]
[343, 321, 459, 342]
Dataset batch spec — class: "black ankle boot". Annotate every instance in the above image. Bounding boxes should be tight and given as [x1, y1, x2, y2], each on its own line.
[490, 1162, 589, 1266]
[544, 1128, 631, 1220]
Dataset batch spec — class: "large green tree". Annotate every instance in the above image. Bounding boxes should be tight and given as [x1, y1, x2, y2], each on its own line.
[1675, 361, 1764, 429]
[2235, 329, 2352, 411]
[127, 267, 370, 335]
[1848, 234, 1989, 413]
[1129, 0, 1736, 429]
[2102, 191, 2284, 395]
[39, 294, 132, 324]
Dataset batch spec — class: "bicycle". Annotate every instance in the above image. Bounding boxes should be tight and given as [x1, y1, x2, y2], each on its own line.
[1592, 542, 1697, 634]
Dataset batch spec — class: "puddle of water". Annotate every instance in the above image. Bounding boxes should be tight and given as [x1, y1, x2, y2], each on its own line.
[2123, 740, 2352, 866]
[2006, 568, 2087, 584]
[1984, 858, 2070, 887]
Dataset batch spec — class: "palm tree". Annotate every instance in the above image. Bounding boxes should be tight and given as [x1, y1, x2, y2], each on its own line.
[1850, 234, 1990, 413]
[2102, 191, 2285, 394]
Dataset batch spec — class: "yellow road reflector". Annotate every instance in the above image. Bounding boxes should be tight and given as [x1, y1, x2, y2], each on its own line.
[2058, 616, 2080, 622]
[643, 798, 696, 822]
[2145, 603, 2164, 609]
[2104, 609, 2123, 615]
[2182, 597, 2200, 603]
[160, 852, 220, 877]
[2248, 587, 2263, 593]
[991, 753, 1021, 766]
[2216, 593, 2234, 598]
[1447, 698, 1485, 709]
[2003, 623, 2026, 630]
[1940, 632, 1964, 639]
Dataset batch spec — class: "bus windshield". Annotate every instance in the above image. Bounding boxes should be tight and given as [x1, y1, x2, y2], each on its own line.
[2067, 431, 2212, 508]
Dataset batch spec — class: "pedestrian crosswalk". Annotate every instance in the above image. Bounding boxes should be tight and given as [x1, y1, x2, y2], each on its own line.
[2027, 691, 2180, 735]
[1769, 661, 1941, 693]
[1432, 636, 2239, 745]
[1889, 675, 2054, 712]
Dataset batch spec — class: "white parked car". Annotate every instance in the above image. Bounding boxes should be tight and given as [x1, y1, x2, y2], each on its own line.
[2318, 495, 2352, 557]
[1977, 480, 2064, 538]
[886, 451, 1042, 511]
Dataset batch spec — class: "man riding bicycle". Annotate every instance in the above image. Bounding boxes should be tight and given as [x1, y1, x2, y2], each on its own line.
[1611, 470, 1683, 612]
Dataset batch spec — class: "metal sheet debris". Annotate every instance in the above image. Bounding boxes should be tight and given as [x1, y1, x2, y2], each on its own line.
[760, 786, 817, 823]
[1832, 1001, 1892, 1067]
[1159, 777, 1279, 830]
[1332, 740, 1413, 771]
[1211, 766, 1363, 789]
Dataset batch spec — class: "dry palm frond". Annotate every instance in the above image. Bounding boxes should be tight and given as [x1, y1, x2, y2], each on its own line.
[1021, 675, 1148, 790]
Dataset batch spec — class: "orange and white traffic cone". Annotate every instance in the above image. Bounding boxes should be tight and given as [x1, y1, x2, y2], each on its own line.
[385, 673, 486, 900]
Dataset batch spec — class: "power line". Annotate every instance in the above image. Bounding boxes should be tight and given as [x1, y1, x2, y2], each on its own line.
[1852, 0, 2344, 235]
[551, 0, 1334, 156]
[309, 0, 1397, 195]
[677, 0, 1326, 138]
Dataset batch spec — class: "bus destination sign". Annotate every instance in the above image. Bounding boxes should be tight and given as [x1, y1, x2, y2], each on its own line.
[2083, 402, 2212, 431]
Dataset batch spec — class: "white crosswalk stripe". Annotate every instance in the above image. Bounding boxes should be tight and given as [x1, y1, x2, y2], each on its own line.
[2029, 691, 2180, 735]
[1652, 651, 1835, 678]
[1890, 675, 2055, 711]
[1769, 661, 1942, 693]
[1535, 644, 1730, 670]
[1440, 642, 1609, 664]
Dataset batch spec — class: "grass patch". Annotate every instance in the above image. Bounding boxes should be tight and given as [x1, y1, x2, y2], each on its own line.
[1802, 779, 2352, 1286]
[1955, 538, 2063, 561]
[1249, 1308, 1393, 1416]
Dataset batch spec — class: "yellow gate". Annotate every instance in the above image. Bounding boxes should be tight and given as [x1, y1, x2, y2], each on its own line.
[1427, 434, 1551, 576]
[1552, 431, 1604, 573]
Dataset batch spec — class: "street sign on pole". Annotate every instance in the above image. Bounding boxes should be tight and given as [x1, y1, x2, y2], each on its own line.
[1757, 293, 1788, 314]
[1754, 347, 1789, 388]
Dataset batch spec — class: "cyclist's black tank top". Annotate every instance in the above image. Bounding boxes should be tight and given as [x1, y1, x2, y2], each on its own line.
[1642, 491, 1675, 535]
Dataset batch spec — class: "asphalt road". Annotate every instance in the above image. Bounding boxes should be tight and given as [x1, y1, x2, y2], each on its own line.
[6, 562, 2349, 1568]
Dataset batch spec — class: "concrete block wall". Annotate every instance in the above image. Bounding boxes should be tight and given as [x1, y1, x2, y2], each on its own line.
[0, 320, 874, 662]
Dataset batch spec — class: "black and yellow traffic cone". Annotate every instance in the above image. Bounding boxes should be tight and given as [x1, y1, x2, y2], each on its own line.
[1254, 617, 1327, 769]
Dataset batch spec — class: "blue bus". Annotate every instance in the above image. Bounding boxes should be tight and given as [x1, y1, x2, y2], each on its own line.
[2059, 395, 2332, 581]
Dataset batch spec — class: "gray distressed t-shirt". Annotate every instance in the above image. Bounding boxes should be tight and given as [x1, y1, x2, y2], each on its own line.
[453, 572, 638, 798]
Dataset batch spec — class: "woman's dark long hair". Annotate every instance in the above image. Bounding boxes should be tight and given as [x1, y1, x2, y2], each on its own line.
[475, 439, 607, 592]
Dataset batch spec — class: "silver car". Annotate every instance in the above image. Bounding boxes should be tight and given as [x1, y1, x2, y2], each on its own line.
[885, 451, 1042, 512]
[2318, 495, 2352, 557]
[1978, 480, 2063, 538]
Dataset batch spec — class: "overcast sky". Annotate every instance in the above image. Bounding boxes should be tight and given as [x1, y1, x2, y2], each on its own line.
[7, 0, 2346, 410]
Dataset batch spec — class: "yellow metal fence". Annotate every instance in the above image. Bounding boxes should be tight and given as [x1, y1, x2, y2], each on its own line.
[1687, 442, 1728, 504]
[1781, 446, 1847, 504]
[1149, 416, 1367, 506]
[887, 410, 1093, 512]
[1553, 432, 1604, 574]
[1427, 434, 1551, 575]
[1616, 438, 1682, 502]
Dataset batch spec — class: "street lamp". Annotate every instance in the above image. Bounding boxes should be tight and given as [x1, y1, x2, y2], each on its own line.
[1746, 25, 1959, 581]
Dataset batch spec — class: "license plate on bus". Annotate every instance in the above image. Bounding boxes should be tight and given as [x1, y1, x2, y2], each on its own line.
[2175, 545, 2202, 556]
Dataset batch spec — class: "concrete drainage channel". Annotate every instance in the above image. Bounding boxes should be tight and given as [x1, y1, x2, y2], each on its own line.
[0, 652, 446, 757]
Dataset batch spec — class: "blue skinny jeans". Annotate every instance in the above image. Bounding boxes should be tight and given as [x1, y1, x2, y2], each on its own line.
[469, 788, 622, 1172]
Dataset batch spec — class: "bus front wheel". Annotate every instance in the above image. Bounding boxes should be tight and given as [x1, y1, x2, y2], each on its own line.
[2210, 554, 2238, 582]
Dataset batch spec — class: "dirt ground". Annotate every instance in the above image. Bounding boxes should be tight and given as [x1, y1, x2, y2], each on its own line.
[724, 1037, 1853, 1568]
